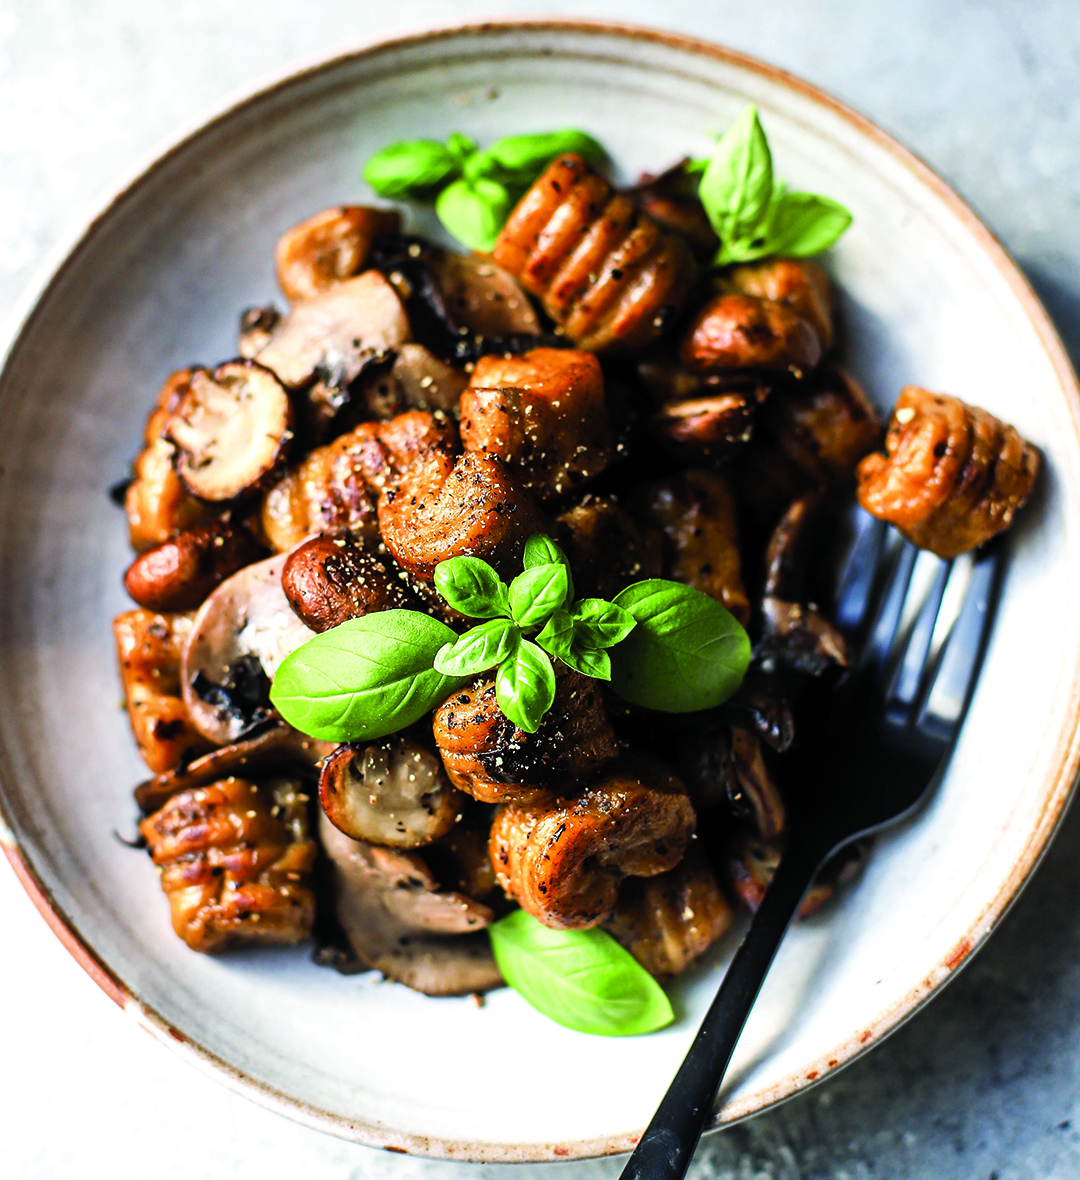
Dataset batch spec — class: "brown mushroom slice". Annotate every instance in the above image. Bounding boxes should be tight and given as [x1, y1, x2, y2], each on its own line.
[634, 469, 750, 626]
[760, 493, 849, 676]
[652, 392, 756, 464]
[353, 342, 469, 416]
[768, 365, 882, 486]
[281, 530, 420, 633]
[723, 830, 867, 919]
[319, 736, 464, 848]
[135, 720, 335, 814]
[603, 848, 733, 975]
[114, 609, 211, 774]
[856, 387, 1039, 558]
[460, 348, 615, 501]
[433, 668, 617, 805]
[275, 206, 402, 304]
[492, 153, 697, 352]
[141, 776, 317, 952]
[627, 160, 720, 258]
[554, 495, 663, 600]
[319, 812, 501, 996]
[123, 520, 266, 612]
[378, 450, 544, 583]
[255, 270, 410, 390]
[680, 293, 822, 377]
[728, 726, 786, 842]
[166, 362, 293, 502]
[182, 552, 316, 745]
[424, 805, 499, 900]
[726, 671, 795, 753]
[727, 258, 834, 350]
[431, 251, 541, 337]
[490, 753, 697, 930]
[238, 305, 282, 359]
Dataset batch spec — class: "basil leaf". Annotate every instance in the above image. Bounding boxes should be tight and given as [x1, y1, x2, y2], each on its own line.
[561, 643, 611, 681]
[536, 607, 574, 660]
[270, 611, 466, 742]
[509, 563, 570, 628]
[464, 129, 605, 186]
[364, 139, 460, 197]
[433, 556, 510, 618]
[570, 598, 636, 649]
[434, 618, 520, 677]
[524, 532, 574, 603]
[609, 579, 751, 712]
[495, 640, 556, 733]
[445, 132, 478, 165]
[436, 177, 513, 252]
[765, 191, 852, 258]
[698, 104, 773, 248]
[489, 909, 674, 1036]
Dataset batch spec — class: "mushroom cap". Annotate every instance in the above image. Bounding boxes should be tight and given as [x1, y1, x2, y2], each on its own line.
[181, 552, 315, 745]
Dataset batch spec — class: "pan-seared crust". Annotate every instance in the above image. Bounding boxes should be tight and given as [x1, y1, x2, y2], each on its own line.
[275, 205, 402, 304]
[493, 154, 696, 352]
[857, 387, 1039, 557]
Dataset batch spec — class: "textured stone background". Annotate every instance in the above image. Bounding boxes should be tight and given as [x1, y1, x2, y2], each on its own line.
[1, 1, 1078, 1177]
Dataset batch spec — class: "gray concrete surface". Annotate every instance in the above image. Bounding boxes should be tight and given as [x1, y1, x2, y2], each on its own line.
[1, 1, 1078, 1176]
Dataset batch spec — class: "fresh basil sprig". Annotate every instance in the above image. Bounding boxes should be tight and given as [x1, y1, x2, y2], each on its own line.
[489, 909, 674, 1036]
[272, 533, 751, 742]
[697, 103, 852, 266]
[269, 611, 467, 742]
[363, 129, 604, 252]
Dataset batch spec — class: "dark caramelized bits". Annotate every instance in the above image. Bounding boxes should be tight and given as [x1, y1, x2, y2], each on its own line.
[166, 362, 293, 501]
[768, 366, 881, 486]
[489, 753, 696, 930]
[319, 735, 463, 848]
[123, 521, 265, 613]
[492, 153, 696, 352]
[628, 160, 720, 258]
[857, 387, 1039, 557]
[281, 530, 419, 632]
[460, 348, 615, 501]
[635, 469, 750, 626]
[430, 250, 541, 338]
[680, 292, 822, 377]
[727, 258, 834, 350]
[140, 776, 317, 951]
[433, 668, 617, 804]
[555, 496, 663, 600]
[603, 848, 733, 975]
[114, 609, 210, 774]
[378, 450, 543, 582]
[275, 206, 402, 304]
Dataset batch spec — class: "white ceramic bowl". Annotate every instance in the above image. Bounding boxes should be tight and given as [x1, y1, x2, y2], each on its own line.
[1, 20, 1078, 1163]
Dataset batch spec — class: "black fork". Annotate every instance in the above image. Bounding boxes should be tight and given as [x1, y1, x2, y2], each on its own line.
[621, 511, 1003, 1180]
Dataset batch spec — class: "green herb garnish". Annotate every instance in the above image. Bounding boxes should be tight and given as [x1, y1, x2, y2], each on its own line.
[488, 909, 674, 1036]
[697, 104, 852, 266]
[363, 129, 605, 251]
[270, 533, 751, 740]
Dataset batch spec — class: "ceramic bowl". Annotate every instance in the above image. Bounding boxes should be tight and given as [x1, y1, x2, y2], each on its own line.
[1, 20, 1078, 1163]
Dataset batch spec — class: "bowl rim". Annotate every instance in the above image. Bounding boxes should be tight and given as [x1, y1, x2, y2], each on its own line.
[2, 16, 1079, 1163]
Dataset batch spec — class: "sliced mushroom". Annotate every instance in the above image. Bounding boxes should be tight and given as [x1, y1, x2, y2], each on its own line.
[134, 720, 335, 814]
[351, 342, 469, 416]
[275, 206, 402, 304]
[627, 159, 720, 258]
[123, 520, 266, 612]
[319, 812, 501, 996]
[759, 493, 849, 676]
[431, 251, 541, 338]
[725, 671, 795, 753]
[728, 726, 786, 842]
[490, 753, 697, 930]
[727, 258, 835, 350]
[723, 830, 867, 919]
[554, 495, 663, 601]
[166, 362, 293, 502]
[281, 530, 420, 632]
[680, 293, 822, 377]
[319, 735, 463, 848]
[652, 392, 756, 463]
[603, 847, 733, 975]
[238, 305, 282, 359]
[182, 552, 316, 745]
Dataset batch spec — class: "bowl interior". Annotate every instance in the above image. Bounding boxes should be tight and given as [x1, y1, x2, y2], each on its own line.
[1, 23, 1078, 1162]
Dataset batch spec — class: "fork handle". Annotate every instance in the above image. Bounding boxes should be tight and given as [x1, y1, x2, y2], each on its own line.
[619, 837, 827, 1180]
